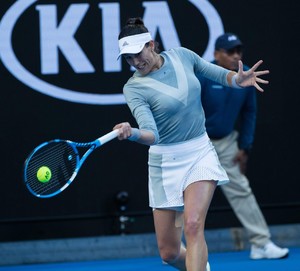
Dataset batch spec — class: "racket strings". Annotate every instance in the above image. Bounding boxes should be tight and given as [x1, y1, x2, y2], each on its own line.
[24, 141, 78, 196]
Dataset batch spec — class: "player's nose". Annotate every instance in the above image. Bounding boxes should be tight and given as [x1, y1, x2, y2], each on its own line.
[132, 57, 140, 66]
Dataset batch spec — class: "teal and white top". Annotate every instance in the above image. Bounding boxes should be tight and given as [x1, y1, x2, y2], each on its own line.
[123, 47, 230, 145]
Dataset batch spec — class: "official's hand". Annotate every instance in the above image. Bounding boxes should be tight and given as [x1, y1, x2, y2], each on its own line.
[233, 149, 248, 174]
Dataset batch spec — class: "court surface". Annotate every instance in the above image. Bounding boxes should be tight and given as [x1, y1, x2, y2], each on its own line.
[0, 247, 299, 271]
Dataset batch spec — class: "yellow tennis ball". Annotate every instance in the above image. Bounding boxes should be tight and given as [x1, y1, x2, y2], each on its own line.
[37, 166, 52, 183]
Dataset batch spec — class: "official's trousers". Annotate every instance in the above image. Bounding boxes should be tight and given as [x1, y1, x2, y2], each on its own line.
[211, 131, 271, 246]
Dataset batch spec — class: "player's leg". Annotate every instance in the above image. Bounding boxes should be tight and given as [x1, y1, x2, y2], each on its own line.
[153, 209, 186, 270]
[183, 180, 217, 271]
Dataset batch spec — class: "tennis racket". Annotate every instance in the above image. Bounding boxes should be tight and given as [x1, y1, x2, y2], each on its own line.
[23, 129, 119, 198]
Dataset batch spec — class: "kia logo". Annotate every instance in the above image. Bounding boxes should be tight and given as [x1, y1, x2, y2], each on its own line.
[0, 0, 224, 105]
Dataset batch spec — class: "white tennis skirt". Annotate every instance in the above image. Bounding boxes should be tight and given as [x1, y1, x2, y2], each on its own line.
[148, 133, 229, 210]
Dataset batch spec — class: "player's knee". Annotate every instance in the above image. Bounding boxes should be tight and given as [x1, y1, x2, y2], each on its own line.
[160, 250, 180, 264]
[157, 237, 182, 263]
[184, 218, 205, 238]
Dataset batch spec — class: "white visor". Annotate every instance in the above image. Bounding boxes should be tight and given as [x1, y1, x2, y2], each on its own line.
[118, 32, 152, 59]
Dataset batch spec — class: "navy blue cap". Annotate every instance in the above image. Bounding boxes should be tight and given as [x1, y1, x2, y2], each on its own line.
[215, 33, 243, 50]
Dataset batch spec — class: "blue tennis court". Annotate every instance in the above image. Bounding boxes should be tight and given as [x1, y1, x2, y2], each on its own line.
[0, 247, 298, 271]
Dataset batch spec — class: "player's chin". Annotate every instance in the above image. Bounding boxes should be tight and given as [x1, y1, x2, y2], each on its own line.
[138, 69, 150, 76]
[137, 65, 152, 75]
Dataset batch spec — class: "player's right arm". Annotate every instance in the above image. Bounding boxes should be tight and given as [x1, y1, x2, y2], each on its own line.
[113, 122, 155, 145]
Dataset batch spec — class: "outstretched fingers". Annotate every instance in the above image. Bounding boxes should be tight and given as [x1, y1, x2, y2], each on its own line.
[251, 60, 270, 92]
[236, 59, 269, 92]
[254, 76, 269, 92]
[255, 70, 270, 76]
[256, 77, 269, 84]
[254, 82, 264, 92]
[250, 60, 264, 71]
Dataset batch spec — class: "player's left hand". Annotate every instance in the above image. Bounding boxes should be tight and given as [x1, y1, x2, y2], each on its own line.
[236, 60, 269, 92]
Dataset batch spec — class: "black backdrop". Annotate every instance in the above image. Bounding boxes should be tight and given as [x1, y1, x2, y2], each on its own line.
[0, 0, 299, 242]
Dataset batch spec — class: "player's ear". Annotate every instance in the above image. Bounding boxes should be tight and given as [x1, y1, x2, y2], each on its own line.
[148, 40, 155, 51]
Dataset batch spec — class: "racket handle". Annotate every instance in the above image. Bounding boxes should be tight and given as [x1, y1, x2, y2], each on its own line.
[98, 129, 119, 145]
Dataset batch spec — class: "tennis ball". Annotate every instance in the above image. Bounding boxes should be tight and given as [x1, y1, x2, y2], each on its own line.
[37, 166, 52, 183]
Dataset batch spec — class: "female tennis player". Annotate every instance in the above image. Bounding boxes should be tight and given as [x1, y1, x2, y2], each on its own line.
[113, 18, 269, 271]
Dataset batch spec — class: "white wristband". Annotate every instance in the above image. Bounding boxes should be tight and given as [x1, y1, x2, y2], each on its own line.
[128, 128, 141, 141]
[232, 74, 242, 89]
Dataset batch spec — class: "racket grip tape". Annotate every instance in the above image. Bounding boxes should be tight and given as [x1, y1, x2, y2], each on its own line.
[98, 129, 119, 145]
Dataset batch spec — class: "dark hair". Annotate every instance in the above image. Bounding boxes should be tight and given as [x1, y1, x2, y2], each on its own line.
[118, 17, 149, 40]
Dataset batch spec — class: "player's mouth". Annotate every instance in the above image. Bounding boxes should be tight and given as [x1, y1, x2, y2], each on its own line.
[136, 63, 146, 71]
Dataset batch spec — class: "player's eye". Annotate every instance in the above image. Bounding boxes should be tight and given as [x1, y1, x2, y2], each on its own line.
[124, 52, 141, 61]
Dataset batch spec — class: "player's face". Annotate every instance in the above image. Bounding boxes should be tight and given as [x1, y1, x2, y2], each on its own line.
[123, 42, 159, 76]
[214, 46, 243, 71]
